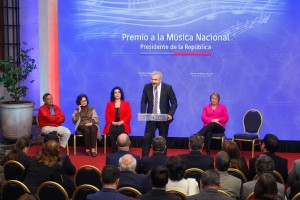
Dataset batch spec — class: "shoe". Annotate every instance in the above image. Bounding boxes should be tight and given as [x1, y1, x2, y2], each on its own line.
[91, 152, 96, 157]
[85, 151, 91, 156]
[206, 151, 210, 155]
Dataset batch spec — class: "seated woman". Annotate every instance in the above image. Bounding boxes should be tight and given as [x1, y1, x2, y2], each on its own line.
[3, 136, 31, 168]
[165, 156, 199, 196]
[196, 92, 228, 155]
[254, 173, 278, 200]
[222, 140, 248, 179]
[103, 86, 132, 153]
[23, 140, 63, 194]
[72, 94, 100, 157]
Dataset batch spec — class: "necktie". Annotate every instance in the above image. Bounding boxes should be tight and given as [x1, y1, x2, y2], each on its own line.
[153, 88, 158, 114]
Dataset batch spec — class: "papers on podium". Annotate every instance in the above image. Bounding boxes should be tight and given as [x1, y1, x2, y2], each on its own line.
[138, 113, 168, 121]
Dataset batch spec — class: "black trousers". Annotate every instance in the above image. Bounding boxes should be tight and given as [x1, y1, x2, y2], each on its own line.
[77, 124, 98, 149]
[142, 121, 169, 157]
[197, 122, 225, 152]
[109, 125, 125, 153]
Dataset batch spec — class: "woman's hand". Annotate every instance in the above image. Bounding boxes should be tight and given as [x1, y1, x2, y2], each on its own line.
[112, 121, 124, 126]
[212, 119, 219, 123]
[78, 105, 81, 112]
[85, 122, 92, 126]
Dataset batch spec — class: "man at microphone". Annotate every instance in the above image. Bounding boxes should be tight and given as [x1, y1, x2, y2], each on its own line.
[140, 71, 177, 157]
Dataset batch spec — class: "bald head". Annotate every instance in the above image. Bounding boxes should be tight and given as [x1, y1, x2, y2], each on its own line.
[117, 133, 130, 150]
[119, 154, 136, 172]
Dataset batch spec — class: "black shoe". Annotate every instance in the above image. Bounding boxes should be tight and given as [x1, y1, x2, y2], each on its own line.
[206, 151, 210, 155]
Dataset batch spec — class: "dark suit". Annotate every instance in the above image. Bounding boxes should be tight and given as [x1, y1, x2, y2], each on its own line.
[248, 152, 288, 182]
[137, 189, 181, 200]
[179, 151, 214, 170]
[141, 152, 168, 174]
[187, 188, 234, 200]
[118, 171, 152, 194]
[106, 150, 141, 173]
[141, 82, 177, 157]
[87, 188, 128, 200]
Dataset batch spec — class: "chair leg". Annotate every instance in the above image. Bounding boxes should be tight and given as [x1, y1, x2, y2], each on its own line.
[96, 139, 98, 154]
[252, 140, 255, 158]
[66, 143, 69, 156]
[104, 135, 106, 154]
[74, 135, 77, 155]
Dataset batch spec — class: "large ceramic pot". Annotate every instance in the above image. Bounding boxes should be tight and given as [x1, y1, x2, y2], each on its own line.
[0, 101, 34, 140]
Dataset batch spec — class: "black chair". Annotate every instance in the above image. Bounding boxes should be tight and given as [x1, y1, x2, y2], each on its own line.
[3, 160, 25, 181]
[1, 180, 30, 200]
[117, 187, 142, 197]
[73, 130, 97, 155]
[253, 170, 284, 184]
[218, 190, 231, 197]
[233, 109, 263, 158]
[72, 184, 99, 200]
[292, 192, 300, 200]
[211, 132, 226, 149]
[227, 168, 247, 183]
[37, 181, 69, 200]
[167, 190, 187, 200]
[184, 168, 204, 185]
[245, 191, 254, 200]
[74, 165, 102, 189]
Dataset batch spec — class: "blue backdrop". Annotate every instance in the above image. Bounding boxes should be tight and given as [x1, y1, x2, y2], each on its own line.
[58, 0, 300, 140]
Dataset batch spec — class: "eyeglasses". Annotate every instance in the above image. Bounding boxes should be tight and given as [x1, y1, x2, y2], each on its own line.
[81, 100, 87, 103]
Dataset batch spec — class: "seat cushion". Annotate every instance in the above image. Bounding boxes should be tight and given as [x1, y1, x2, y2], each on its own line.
[234, 134, 258, 140]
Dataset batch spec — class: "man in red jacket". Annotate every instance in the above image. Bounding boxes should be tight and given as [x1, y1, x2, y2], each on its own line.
[38, 93, 71, 148]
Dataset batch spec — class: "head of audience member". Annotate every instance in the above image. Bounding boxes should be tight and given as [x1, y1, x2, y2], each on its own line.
[110, 86, 125, 101]
[151, 71, 162, 88]
[7, 136, 30, 161]
[44, 131, 59, 143]
[215, 151, 230, 172]
[76, 94, 89, 106]
[222, 140, 241, 168]
[150, 166, 169, 189]
[210, 92, 220, 106]
[117, 133, 131, 151]
[200, 169, 221, 189]
[254, 173, 278, 200]
[36, 140, 61, 167]
[261, 134, 279, 153]
[255, 154, 274, 176]
[188, 134, 204, 152]
[42, 93, 53, 106]
[101, 165, 121, 189]
[152, 136, 166, 153]
[119, 154, 137, 172]
[166, 156, 186, 181]
[17, 193, 39, 200]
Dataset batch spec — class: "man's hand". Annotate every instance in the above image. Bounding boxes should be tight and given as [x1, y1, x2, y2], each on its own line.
[167, 115, 173, 121]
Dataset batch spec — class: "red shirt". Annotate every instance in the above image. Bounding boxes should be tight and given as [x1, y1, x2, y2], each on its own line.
[38, 104, 66, 129]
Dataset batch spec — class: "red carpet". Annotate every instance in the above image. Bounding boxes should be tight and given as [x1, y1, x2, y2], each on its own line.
[28, 145, 300, 172]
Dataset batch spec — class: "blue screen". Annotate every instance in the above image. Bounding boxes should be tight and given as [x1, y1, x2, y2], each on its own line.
[58, 0, 300, 140]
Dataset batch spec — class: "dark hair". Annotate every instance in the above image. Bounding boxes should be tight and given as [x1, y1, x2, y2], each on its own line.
[152, 136, 166, 152]
[255, 154, 274, 175]
[166, 156, 186, 181]
[36, 140, 61, 167]
[263, 134, 279, 153]
[254, 173, 278, 200]
[42, 93, 51, 101]
[44, 131, 59, 143]
[76, 94, 89, 105]
[7, 136, 30, 161]
[110, 86, 125, 101]
[18, 193, 39, 200]
[215, 151, 230, 172]
[101, 165, 120, 184]
[210, 92, 220, 102]
[201, 169, 220, 187]
[189, 134, 204, 151]
[151, 166, 169, 188]
[222, 140, 244, 170]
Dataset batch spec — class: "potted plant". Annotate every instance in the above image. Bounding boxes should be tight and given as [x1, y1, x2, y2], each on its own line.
[0, 45, 37, 141]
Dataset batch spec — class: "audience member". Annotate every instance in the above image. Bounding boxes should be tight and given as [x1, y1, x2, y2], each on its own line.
[118, 154, 152, 194]
[137, 166, 181, 200]
[165, 156, 199, 196]
[17, 193, 39, 200]
[23, 140, 63, 194]
[179, 134, 214, 170]
[44, 131, 76, 198]
[86, 165, 128, 200]
[37, 93, 71, 148]
[287, 159, 300, 199]
[141, 136, 168, 175]
[187, 169, 234, 200]
[3, 136, 31, 168]
[106, 133, 141, 173]
[222, 140, 248, 179]
[215, 151, 242, 199]
[248, 134, 288, 182]
[242, 154, 285, 200]
[254, 173, 278, 200]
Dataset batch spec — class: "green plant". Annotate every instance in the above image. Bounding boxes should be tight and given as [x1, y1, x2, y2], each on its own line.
[0, 46, 37, 102]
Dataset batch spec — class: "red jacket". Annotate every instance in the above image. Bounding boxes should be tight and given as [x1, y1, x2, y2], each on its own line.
[103, 100, 132, 134]
[38, 104, 66, 129]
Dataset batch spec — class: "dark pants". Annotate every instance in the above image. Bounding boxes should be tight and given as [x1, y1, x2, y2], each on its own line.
[109, 125, 125, 153]
[77, 124, 98, 149]
[197, 122, 225, 153]
[142, 121, 169, 157]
